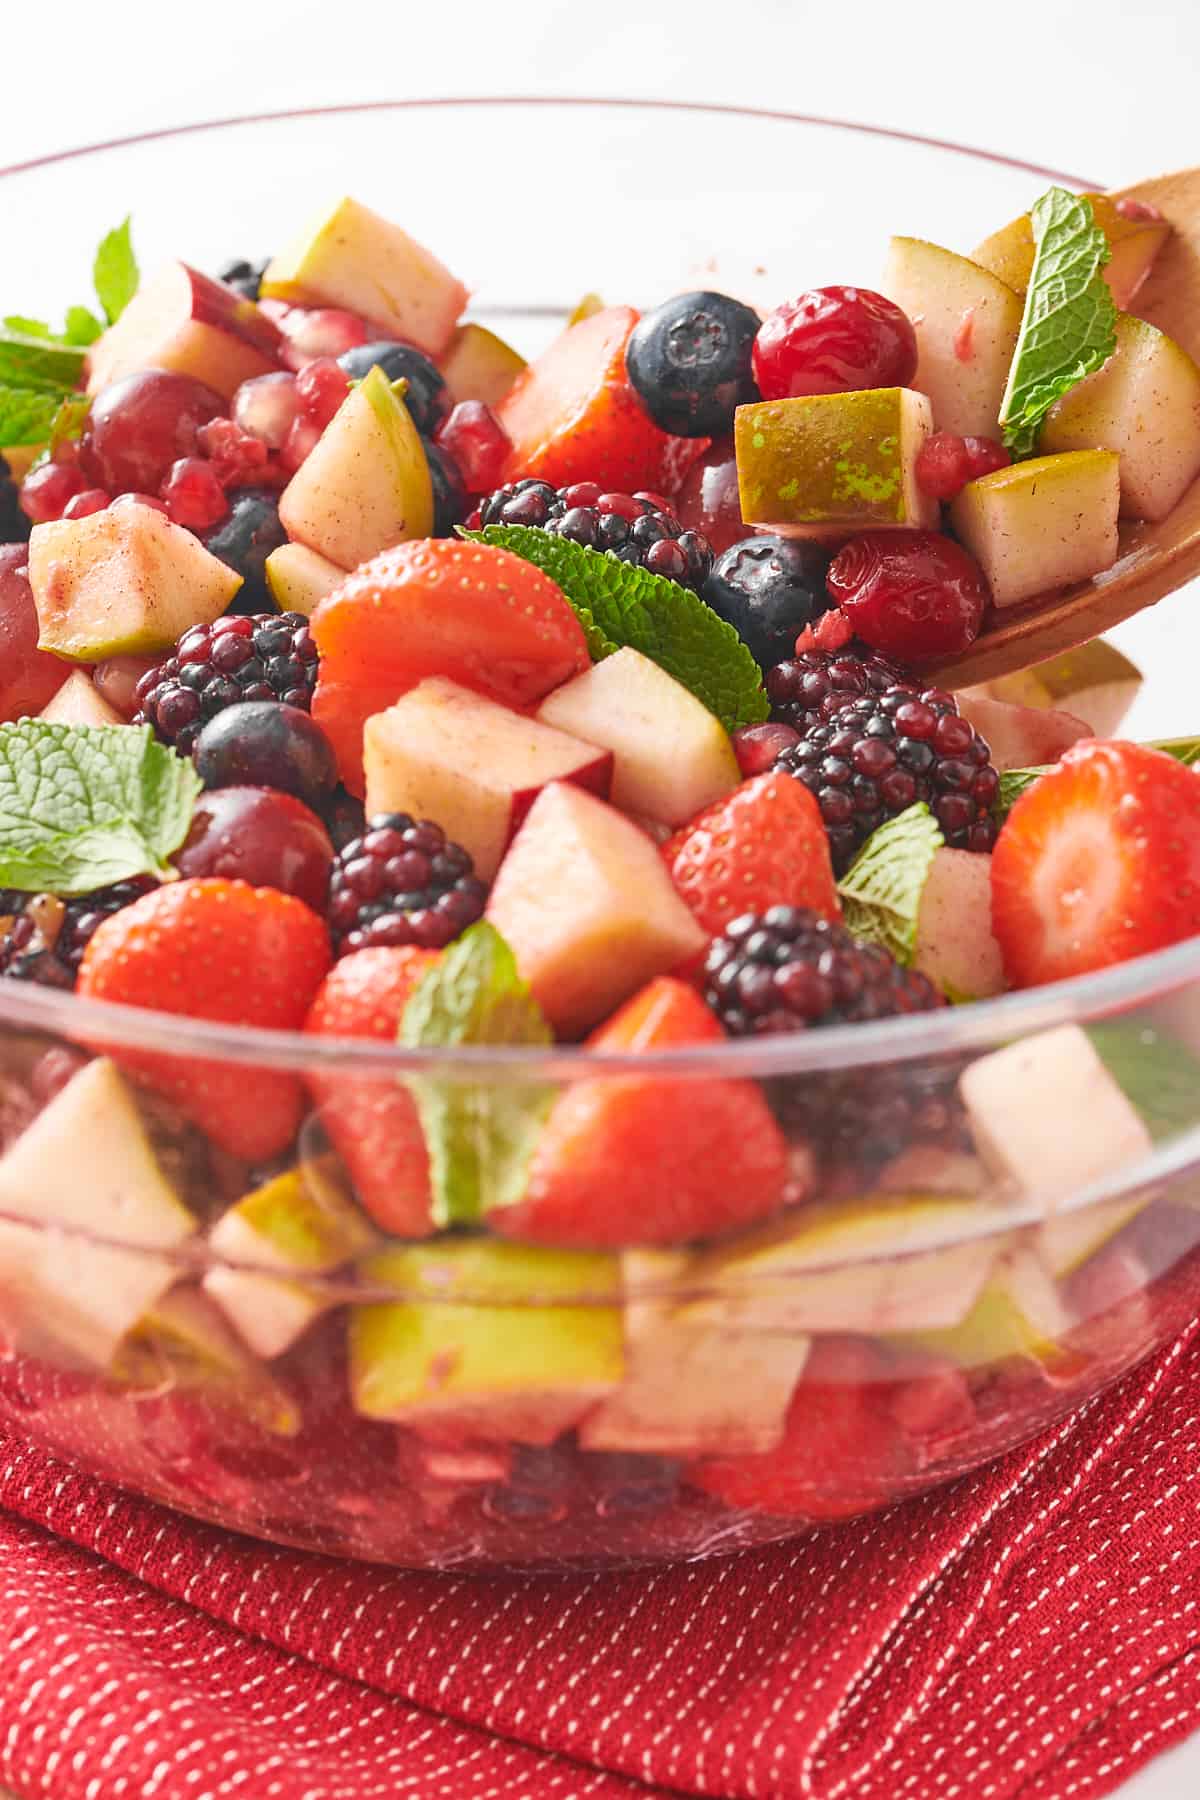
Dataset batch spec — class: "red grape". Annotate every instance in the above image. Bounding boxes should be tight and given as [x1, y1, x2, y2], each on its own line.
[19, 461, 86, 524]
[80, 370, 224, 497]
[61, 488, 111, 520]
[172, 786, 333, 912]
[0, 545, 70, 721]
[753, 287, 918, 400]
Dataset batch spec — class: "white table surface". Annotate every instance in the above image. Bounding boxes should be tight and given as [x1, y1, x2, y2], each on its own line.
[2, 1, 1198, 1792]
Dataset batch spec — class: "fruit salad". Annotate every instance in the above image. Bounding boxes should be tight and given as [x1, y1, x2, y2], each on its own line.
[0, 187, 1199, 1568]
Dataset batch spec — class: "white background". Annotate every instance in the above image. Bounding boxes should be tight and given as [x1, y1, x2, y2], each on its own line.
[2, 1, 1198, 1793]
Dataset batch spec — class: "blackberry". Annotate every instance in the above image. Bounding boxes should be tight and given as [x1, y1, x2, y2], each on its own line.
[0, 878, 156, 988]
[135, 613, 318, 756]
[474, 479, 713, 592]
[766, 641, 908, 734]
[775, 684, 999, 873]
[329, 814, 488, 955]
[202, 487, 288, 610]
[0, 456, 30, 545]
[218, 257, 270, 301]
[704, 906, 962, 1168]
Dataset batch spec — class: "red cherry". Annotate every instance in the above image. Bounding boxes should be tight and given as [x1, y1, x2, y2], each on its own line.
[434, 401, 511, 493]
[80, 369, 224, 496]
[827, 530, 989, 662]
[915, 431, 1012, 501]
[753, 286, 918, 400]
[19, 460, 86, 523]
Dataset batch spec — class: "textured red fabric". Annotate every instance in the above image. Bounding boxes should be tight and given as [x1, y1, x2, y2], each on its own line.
[2, 1325, 1200, 1800]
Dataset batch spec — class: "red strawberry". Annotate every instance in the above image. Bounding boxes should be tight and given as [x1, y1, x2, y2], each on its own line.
[78, 879, 331, 1162]
[497, 305, 708, 493]
[663, 771, 841, 939]
[304, 946, 439, 1236]
[310, 538, 591, 794]
[991, 740, 1200, 988]
[489, 976, 791, 1248]
[690, 1336, 905, 1520]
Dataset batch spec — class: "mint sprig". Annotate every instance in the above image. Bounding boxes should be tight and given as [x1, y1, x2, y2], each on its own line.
[92, 218, 139, 327]
[999, 188, 1119, 458]
[460, 523, 769, 733]
[0, 722, 200, 895]
[1087, 1021, 1200, 1144]
[399, 921, 555, 1228]
[837, 804, 944, 964]
[996, 737, 1200, 822]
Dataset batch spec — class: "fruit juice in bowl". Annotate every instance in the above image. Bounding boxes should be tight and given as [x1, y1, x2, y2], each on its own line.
[0, 101, 1199, 1569]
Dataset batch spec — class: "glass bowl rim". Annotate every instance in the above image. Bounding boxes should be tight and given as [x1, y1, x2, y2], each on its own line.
[4, 95, 1190, 1083]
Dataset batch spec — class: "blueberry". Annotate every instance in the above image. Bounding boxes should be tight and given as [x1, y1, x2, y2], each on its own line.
[193, 701, 338, 811]
[202, 487, 287, 611]
[337, 341, 448, 435]
[703, 536, 833, 670]
[423, 437, 467, 536]
[0, 457, 29, 545]
[625, 291, 761, 437]
[218, 257, 269, 301]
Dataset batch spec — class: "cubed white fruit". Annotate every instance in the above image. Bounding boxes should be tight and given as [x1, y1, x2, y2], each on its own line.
[86, 262, 283, 399]
[264, 542, 345, 616]
[1037, 1195, 1152, 1279]
[1041, 315, 1200, 522]
[279, 365, 433, 570]
[960, 1024, 1153, 1198]
[535, 647, 739, 827]
[972, 194, 1171, 310]
[439, 322, 526, 407]
[882, 237, 1024, 438]
[949, 450, 1120, 608]
[912, 847, 1005, 1001]
[38, 670, 125, 727]
[579, 1250, 811, 1456]
[486, 782, 707, 1038]
[29, 500, 242, 660]
[894, 1248, 1074, 1369]
[261, 197, 468, 358]
[364, 678, 613, 882]
[953, 688, 1092, 772]
[982, 639, 1142, 738]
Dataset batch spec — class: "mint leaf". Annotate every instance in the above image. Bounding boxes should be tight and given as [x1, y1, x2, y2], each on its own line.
[0, 330, 87, 395]
[1087, 1021, 1200, 1144]
[63, 305, 104, 347]
[48, 394, 91, 455]
[0, 722, 201, 895]
[93, 217, 139, 326]
[0, 386, 69, 448]
[999, 188, 1119, 458]
[461, 523, 768, 732]
[837, 804, 944, 964]
[2, 316, 52, 339]
[399, 921, 555, 1227]
[995, 737, 1200, 822]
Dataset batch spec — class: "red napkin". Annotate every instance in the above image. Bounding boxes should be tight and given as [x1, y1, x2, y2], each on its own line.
[1, 1322, 1200, 1800]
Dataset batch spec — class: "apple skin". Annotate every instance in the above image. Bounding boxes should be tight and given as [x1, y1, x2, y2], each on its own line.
[949, 450, 1120, 608]
[953, 687, 1092, 772]
[86, 262, 284, 399]
[0, 545, 70, 723]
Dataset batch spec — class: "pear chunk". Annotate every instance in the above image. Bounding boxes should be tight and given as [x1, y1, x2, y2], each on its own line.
[912, 847, 1005, 1002]
[948, 450, 1120, 608]
[890, 1249, 1073, 1369]
[734, 387, 938, 536]
[279, 365, 433, 570]
[264, 542, 345, 616]
[972, 194, 1171, 310]
[978, 638, 1142, 737]
[440, 323, 526, 407]
[116, 1288, 301, 1434]
[349, 1238, 622, 1444]
[882, 237, 1024, 437]
[953, 688, 1091, 772]
[1041, 315, 1200, 521]
[261, 197, 468, 358]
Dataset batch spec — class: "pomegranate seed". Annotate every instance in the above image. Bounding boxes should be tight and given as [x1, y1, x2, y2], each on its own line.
[233, 371, 302, 449]
[19, 460, 86, 523]
[279, 307, 369, 370]
[732, 721, 802, 776]
[280, 415, 323, 474]
[915, 432, 1011, 501]
[295, 357, 351, 430]
[196, 416, 269, 487]
[433, 401, 511, 493]
[112, 492, 169, 515]
[160, 457, 229, 532]
[753, 286, 918, 399]
[1115, 197, 1164, 222]
[827, 530, 989, 662]
[61, 487, 112, 520]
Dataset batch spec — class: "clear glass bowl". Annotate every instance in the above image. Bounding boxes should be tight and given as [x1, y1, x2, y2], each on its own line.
[2, 100, 1199, 1572]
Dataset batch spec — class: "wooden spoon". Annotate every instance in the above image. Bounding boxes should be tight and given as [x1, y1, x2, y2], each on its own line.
[928, 165, 1200, 690]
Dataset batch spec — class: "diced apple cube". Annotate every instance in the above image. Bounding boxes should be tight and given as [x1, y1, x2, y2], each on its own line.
[948, 450, 1120, 608]
[264, 542, 346, 616]
[912, 847, 1005, 1001]
[960, 1024, 1153, 1197]
[535, 647, 739, 827]
[261, 197, 468, 358]
[38, 670, 125, 728]
[86, 262, 283, 399]
[882, 237, 1024, 438]
[486, 782, 707, 1038]
[953, 688, 1091, 772]
[735, 387, 938, 536]
[893, 1248, 1074, 1370]
[980, 639, 1142, 738]
[1041, 315, 1200, 522]
[440, 322, 526, 407]
[364, 678, 613, 882]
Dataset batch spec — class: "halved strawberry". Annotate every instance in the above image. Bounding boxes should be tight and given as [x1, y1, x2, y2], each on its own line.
[991, 740, 1200, 988]
[310, 539, 591, 794]
[78, 879, 331, 1162]
[304, 946, 439, 1236]
[497, 305, 708, 493]
[489, 975, 791, 1248]
[663, 771, 841, 939]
